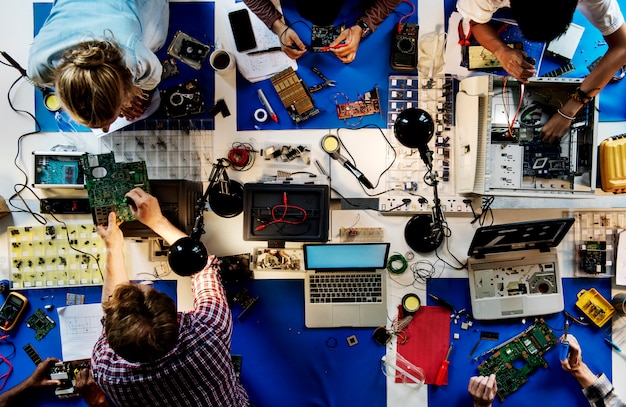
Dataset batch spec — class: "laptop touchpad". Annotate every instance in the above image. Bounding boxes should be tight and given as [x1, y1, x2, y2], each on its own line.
[333, 305, 360, 326]
[501, 298, 524, 316]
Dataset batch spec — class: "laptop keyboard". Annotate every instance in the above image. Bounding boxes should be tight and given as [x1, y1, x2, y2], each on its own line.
[308, 273, 383, 303]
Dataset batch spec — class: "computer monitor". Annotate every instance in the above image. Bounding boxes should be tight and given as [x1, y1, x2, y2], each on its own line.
[242, 183, 330, 247]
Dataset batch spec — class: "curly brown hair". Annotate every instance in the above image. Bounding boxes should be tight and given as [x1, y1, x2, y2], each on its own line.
[103, 283, 179, 363]
[53, 38, 144, 129]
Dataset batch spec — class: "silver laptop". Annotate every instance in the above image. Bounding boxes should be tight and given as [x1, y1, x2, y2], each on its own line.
[467, 218, 574, 320]
[303, 243, 390, 328]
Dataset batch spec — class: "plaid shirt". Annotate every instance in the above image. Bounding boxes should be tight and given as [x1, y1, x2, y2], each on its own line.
[92, 256, 249, 406]
[583, 373, 626, 407]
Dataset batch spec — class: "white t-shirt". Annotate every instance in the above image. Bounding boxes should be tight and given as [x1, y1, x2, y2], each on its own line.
[457, 0, 624, 36]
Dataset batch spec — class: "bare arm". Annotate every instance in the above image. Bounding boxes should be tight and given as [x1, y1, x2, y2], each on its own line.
[541, 23, 626, 142]
[96, 212, 129, 303]
[0, 358, 61, 407]
[560, 334, 598, 388]
[124, 188, 187, 246]
[329, 0, 402, 63]
[470, 21, 536, 82]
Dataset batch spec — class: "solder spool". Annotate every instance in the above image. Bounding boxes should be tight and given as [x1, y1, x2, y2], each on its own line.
[402, 293, 421, 315]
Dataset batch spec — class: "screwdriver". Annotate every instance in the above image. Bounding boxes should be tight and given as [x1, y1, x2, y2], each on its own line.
[435, 343, 453, 386]
[559, 319, 570, 361]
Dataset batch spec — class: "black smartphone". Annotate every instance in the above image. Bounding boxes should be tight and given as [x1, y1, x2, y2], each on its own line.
[228, 9, 257, 52]
[0, 292, 28, 331]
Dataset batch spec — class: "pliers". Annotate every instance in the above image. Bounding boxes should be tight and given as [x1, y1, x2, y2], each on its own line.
[458, 20, 472, 57]
[308, 67, 336, 93]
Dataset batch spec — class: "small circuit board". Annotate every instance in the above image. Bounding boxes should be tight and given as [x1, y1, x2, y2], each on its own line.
[310, 25, 343, 52]
[81, 152, 150, 225]
[339, 227, 384, 242]
[336, 87, 381, 119]
[477, 319, 558, 401]
[26, 308, 56, 341]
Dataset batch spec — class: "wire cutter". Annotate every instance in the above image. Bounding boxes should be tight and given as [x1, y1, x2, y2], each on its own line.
[457, 20, 472, 56]
[308, 67, 336, 93]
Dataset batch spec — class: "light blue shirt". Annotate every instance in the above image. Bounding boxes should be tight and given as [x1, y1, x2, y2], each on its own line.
[28, 0, 169, 90]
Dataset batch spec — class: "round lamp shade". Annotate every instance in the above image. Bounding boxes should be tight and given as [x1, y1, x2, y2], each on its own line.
[168, 237, 208, 276]
[393, 108, 435, 149]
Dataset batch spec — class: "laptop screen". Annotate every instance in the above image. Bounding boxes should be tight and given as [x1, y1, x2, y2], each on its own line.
[303, 243, 390, 270]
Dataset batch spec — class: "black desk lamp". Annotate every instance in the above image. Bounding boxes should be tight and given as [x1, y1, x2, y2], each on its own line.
[394, 108, 444, 252]
[168, 158, 243, 276]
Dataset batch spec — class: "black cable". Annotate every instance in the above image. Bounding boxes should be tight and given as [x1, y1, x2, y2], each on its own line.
[47, 212, 104, 281]
[336, 123, 396, 192]
[4, 75, 44, 224]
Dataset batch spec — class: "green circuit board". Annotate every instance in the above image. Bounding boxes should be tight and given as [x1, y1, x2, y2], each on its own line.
[477, 319, 558, 401]
[81, 152, 150, 225]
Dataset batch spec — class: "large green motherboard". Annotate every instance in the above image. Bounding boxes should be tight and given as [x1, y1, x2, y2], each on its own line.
[81, 152, 150, 225]
[477, 319, 558, 401]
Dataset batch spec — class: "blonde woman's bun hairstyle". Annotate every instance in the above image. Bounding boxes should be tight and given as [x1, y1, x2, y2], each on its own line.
[54, 39, 140, 129]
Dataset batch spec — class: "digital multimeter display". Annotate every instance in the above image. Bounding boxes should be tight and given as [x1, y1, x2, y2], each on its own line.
[0, 293, 27, 330]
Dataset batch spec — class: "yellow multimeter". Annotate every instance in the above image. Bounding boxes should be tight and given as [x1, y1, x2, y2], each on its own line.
[0, 292, 28, 331]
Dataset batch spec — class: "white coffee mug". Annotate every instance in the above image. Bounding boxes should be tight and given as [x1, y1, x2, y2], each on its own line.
[209, 49, 235, 75]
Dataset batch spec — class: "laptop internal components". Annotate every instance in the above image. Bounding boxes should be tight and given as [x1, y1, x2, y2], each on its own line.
[477, 319, 558, 401]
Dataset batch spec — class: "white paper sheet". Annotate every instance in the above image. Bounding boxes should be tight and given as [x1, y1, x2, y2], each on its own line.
[224, 3, 297, 83]
[57, 303, 104, 361]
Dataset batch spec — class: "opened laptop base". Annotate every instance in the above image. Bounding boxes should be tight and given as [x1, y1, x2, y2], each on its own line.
[466, 218, 574, 320]
[468, 250, 563, 320]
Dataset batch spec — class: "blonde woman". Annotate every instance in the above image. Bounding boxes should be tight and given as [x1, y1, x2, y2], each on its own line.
[28, 0, 169, 132]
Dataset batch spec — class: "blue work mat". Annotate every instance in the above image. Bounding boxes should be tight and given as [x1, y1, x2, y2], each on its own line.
[235, 0, 418, 130]
[33, 2, 216, 132]
[230, 278, 386, 407]
[426, 277, 612, 407]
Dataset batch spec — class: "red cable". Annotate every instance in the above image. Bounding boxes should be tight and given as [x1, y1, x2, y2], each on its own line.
[255, 192, 307, 231]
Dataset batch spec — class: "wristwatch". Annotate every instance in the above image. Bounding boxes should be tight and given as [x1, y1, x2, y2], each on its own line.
[356, 19, 371, 38]
[569, 87, 593, 104]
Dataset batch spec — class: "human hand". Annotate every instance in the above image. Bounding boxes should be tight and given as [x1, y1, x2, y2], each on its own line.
[560, 334, 583, 372]
[76, 368, 111, 407]
[120, 89, 153, 121]
[124, 188, 164, 230]
[274, 25, 306, 60]
[25, 357, 61, 389]
[96, 212, 124, 250]
[329, 26, 362, 64]
[468, 374, 497, 407]
[493, 46, 536, 83]
[540, 112, 571, 143]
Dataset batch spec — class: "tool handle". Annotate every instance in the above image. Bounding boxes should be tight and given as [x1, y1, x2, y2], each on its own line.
[434, 360, 450, 386]
[559, 341, 570, 361]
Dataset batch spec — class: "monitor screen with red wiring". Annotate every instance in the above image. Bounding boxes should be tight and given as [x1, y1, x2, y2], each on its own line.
[242, 183, 330, 247]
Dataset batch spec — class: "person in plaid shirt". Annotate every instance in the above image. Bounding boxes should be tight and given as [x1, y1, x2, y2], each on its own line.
[78, 188, 249, 407]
